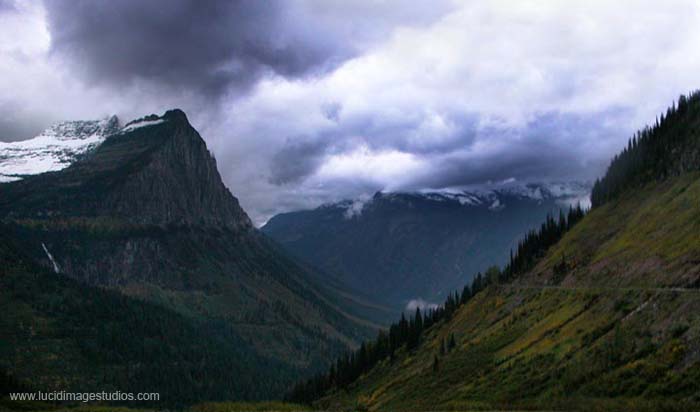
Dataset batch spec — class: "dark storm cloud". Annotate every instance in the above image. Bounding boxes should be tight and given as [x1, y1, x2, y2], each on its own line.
[4, 0, 699, 224]
[0, 118, 43, 141]
[269, 137, 331, 185]
[265, 107, 628, 206]
[0, 0, 15, 12]
[43, 0, 355, 98]
[415, 141, 579, 189]
[321, 102, 342, 123]
[266, 109, 481, 187]
[0, 102, 50, 142]
[408, 110, 629, 190]
[357, 111, 480, 155]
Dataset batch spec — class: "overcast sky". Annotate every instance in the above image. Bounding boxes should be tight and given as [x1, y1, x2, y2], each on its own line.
[1, 0, 699, 224]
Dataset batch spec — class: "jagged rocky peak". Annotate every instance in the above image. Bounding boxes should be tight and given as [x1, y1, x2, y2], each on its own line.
[0, 109, 253, 231]
[0, 115, 120, 182]
[106, 108, 254, 230]
[163, 108, 189, 121]
[46, 115, 121, 140]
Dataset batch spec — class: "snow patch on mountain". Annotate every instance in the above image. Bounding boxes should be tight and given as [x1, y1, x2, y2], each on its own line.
[41, 242, 61, 274]
[0, 175, 21, 183]
[321, 181, 591, 216]
[0, 116, 120, 182]
[421, 181, 591, 210]
[120, 118, 166, 133]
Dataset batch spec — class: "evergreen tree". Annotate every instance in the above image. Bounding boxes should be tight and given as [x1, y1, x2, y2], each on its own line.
[591, 91, 700, 207]
[460, 284, 471, 304]
[288, 192, 590, 404]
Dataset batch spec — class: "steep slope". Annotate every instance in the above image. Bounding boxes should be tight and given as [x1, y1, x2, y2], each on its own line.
[0, 110, 383, 403]
[263, 183, 589, 308]
[298, 94, 700, 411]
[0, 229, 294, 405]
[0, 111, 250, 228]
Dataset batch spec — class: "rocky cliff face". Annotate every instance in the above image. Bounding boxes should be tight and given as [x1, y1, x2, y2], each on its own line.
[99, 110, 253, 229]
[0, 110, 383, 388]
[0, 109, 252, 230]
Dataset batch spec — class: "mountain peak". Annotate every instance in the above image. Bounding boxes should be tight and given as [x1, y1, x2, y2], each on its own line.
[318, 181, 591, 216]
[162, 108, 189, 123]
[0, 109, 253, 230]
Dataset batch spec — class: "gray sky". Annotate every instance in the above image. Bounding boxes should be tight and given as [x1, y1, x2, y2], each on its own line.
[1, 0, 699, 224]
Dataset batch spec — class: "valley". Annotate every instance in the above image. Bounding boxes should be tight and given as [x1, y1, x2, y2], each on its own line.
[3, 94, 700, 410]
[288, 93, 700, 411]
[0, 110, 389, 405]
[263, 183, 590, 309]
[1, 5, 699, 408]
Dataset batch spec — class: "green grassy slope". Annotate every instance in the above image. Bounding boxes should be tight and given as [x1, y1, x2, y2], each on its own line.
[317, 173, 700, 411]
[529, 172, 700, 288]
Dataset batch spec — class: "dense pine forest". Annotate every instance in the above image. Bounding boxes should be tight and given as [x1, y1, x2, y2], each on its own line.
[286, 204, 586, 404]
[0, 229, 297, 406]
[592, 91, 700, 207]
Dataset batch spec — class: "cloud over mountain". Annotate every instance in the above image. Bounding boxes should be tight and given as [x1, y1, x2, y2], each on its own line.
[2, 1, 700, 224]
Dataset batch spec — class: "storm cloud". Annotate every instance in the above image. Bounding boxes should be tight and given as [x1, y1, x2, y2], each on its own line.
[44, 0, 350, 98]
[2, 1, 700, 224]
[43, 0, 453, 99]
[0, 0, 15, 12]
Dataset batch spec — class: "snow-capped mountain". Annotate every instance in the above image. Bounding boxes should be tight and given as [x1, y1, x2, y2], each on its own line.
[0, 109, 385, 401]
[421, 181, 591, 207]
[0, 116, 120, 182]
[263, 180, 591, 309]
[331, 181, 591, 219]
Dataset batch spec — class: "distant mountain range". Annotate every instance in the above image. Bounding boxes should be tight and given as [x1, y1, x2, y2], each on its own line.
[9, 91, 700, 411]
[0, 110, 391, 404]
[263, 182, 590, 309]
[288, 92, 700, 411]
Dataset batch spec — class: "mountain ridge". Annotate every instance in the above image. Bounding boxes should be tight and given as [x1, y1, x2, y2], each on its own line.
[263, 182, 590, 309]
[288, 93, 700, 411]
[0, 109, 253, 229]
[0, 109, 387, 404]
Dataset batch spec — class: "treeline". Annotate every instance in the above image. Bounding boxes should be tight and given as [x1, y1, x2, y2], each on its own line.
[286, 289, 474, 404]
[503, 204, 585, 278]
[592, 90, 700, 207]
[287, 204, 586, 404]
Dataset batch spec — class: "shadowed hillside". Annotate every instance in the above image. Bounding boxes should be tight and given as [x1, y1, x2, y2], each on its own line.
[288, 93, 700, 411]
[0, 110, 389, 405]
